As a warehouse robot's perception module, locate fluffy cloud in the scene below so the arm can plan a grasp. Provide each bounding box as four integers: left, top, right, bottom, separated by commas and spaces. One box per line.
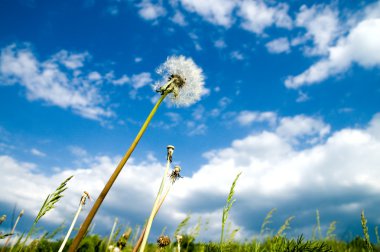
0, 44, 113, 120
275, 115, 330, 145
236, 111, 277, 126
286, 3, 380, 88
265, 37, 291, 54
294, 4, 340, 56
3, 113, 380, 241
137, 0, 166, 21
179, 0, 236, 27
238, 0, 292, 34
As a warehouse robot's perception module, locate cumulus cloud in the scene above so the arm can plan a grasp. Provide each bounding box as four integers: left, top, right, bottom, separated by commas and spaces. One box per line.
0, 44, 113, 120
238, 0, 292, 34
275, 115, 330, 145
286, 3, 380, 88
265, 37, 291, 54
294, 4, 340, 56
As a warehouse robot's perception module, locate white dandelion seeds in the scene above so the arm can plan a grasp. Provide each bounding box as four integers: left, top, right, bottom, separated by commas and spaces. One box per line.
155, 55, 205, 107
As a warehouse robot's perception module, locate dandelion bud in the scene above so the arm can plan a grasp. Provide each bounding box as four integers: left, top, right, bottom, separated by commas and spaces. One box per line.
19, 209, 25, 217
166, 145, 175, 162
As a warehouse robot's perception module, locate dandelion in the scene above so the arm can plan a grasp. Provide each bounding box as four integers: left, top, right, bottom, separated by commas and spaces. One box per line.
155, 55, 205, 107
170, 165, 183, 183
157, 235, 171, 248
69, 56, 204, 251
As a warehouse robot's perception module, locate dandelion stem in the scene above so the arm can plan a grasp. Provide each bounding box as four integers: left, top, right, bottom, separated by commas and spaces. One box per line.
132, 187, 170, 252
69, 93, 168, 252
2, 210, 23, 251
58, 204, 83, 252
139, 156, 171, 252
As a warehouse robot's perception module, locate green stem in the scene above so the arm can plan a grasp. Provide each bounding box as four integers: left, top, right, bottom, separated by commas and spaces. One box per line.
139, 158, 171, 252
68, 93, 168, 252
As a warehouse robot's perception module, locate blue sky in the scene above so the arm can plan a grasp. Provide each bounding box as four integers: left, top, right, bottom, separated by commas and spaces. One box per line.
1, 0, 380, 243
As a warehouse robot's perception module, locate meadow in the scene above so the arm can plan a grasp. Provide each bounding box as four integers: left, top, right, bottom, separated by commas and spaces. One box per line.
1, 172, 379, 252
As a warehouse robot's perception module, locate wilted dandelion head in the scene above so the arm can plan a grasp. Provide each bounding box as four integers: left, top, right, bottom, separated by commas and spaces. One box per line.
0, 215, 6, 225
156, 55, 205, 107
157, 235, 171, 248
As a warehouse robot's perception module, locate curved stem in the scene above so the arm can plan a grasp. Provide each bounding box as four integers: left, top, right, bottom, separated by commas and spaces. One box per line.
139, 158, 171, 252
132, 186, 171, 252
69, 93, 168, 252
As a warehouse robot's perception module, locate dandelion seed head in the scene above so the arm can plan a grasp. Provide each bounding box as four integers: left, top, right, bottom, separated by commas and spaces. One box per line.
156, 55, 205, 107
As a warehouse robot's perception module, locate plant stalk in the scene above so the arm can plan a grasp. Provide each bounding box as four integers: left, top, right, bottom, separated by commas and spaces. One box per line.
68, 93, 168, 252
107, 217, 118, 249
58, 204, 83, 252
139, 158, 171, 252
132, 187, 170, 252
2, 210, 23, 251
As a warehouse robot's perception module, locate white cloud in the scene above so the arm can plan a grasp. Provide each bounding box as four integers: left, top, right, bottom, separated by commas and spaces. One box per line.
186, 121, 207, 136
265, 37, 290, 54
179, 0, 236, 27
285, 17, 380, 88
275, 115, 330, 145
238, 0, 292, 34
137, 0, 166, 21
0, 44, 113, 120
130, 72, 152, 89
171, 11, 187, 26
214, 39, 227, 49
236, 111, 277, 126
295, 4, 340, 56
30, 148, 46, 157
88, 71, 102, 81
2, 114, 380, 240
296, 91, 310, 103
111, 74, 130, 86
68, 146, 88, 157
230, 50, 244, 61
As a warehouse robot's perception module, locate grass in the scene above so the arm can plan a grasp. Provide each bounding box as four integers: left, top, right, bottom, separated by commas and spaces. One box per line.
1, 170, 379, 252
1, 170, 380, 252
